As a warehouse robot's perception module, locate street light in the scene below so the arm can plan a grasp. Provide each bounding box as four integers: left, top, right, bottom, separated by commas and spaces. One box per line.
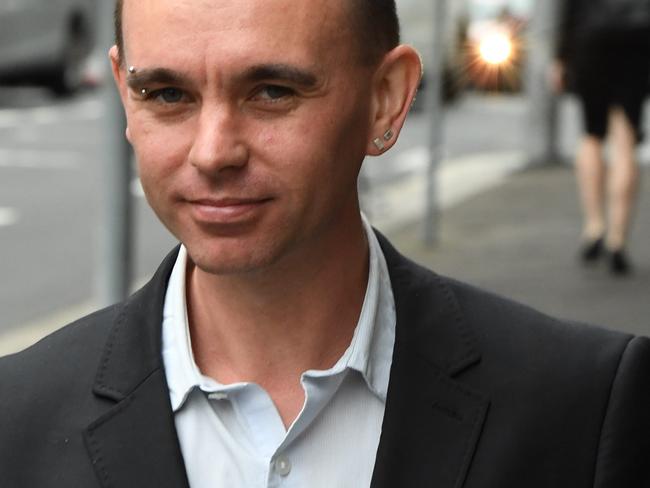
479, 32, 513, 65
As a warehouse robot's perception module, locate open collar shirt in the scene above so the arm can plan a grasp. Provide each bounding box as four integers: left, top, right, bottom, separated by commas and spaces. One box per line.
161, 217, 396, 488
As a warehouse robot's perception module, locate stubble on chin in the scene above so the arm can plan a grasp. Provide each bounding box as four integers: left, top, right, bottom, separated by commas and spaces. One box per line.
183, 232, 292, 278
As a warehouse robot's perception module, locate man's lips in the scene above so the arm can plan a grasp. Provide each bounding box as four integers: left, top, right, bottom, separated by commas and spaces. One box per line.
185, 197, 272, 223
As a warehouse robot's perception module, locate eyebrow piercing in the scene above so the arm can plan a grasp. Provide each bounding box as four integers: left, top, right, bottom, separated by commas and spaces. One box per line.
128, 66, 137, 74
140, 88, 148, 96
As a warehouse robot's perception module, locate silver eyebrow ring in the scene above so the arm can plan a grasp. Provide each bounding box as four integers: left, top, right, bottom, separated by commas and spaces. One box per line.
128, 66, 137, 74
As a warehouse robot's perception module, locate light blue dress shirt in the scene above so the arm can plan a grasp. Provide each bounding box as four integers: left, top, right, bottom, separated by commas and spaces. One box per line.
161, 217, 396, 487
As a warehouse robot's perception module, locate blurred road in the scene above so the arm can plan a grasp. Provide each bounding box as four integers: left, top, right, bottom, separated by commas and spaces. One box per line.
1, 85, 649, 350
0, 87, 176, 335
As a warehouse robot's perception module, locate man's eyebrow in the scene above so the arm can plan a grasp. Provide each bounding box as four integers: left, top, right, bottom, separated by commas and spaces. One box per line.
240, 64, 319, 87
126, 68, 191, 89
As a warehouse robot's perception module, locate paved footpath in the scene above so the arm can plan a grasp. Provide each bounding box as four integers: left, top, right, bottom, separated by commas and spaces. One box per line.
385, 163, 650, 338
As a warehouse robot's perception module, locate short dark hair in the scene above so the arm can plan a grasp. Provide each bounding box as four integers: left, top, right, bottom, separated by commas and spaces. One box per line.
114, 0, 400, 66
351, 0, 401, 64
114, 0, 124, 62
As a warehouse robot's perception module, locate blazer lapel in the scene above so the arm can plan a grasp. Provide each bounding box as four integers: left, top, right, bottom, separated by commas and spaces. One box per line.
83, 247, 190, 488
372, 234, 490, 488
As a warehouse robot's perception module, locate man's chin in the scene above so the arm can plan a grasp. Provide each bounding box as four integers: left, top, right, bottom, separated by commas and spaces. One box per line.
185, 244, 279, 277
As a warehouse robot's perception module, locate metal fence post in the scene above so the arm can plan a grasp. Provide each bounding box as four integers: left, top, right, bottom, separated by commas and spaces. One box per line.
423, 0, 448, 246
525, 0, 562, 165
94, 0, 133, 306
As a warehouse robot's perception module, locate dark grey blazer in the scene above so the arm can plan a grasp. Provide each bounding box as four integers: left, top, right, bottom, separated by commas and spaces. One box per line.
2, 234, 649, 487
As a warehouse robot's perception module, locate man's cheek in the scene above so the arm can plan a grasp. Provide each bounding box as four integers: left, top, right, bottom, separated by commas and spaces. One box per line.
136, 131, 188, 169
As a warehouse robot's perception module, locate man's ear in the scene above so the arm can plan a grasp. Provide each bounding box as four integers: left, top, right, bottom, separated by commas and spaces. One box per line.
108, 45, 132, 143
109, 46, 127, 100
366, 45, 422, 156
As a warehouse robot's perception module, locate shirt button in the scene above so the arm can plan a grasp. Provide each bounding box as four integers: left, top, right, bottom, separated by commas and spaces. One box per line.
207, 392, 228, 401
274, 455, 292, 477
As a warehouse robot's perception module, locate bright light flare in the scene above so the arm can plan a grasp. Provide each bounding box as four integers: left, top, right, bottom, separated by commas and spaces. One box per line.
479, 33, 513, 65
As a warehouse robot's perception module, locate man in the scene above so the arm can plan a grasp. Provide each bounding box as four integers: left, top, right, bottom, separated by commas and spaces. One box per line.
1, 0, 648, 487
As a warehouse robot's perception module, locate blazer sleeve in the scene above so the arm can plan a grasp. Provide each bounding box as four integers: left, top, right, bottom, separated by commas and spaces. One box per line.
593, 336, 650, 487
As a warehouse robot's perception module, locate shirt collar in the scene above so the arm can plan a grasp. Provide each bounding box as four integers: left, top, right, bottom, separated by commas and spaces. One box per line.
161, 245, 204, 412
162, 216, 396, 412
343, 214, 396, 400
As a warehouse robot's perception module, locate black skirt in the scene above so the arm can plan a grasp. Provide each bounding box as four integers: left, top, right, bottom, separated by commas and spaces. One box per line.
570, 27, 650, 142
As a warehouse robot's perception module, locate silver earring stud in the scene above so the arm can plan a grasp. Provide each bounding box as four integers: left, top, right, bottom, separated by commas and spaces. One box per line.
383, 129, 394, 141
128, 66, 137, 74
373, 138, 385, 151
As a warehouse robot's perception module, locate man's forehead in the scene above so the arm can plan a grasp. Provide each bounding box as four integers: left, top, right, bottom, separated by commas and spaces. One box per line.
122, 0, 351, 44
120, 0, 359, 74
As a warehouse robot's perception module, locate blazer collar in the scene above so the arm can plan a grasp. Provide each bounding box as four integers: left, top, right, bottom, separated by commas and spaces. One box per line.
92, 246, 179, 401
85, 246, 189, 488
377, 232, 481, 377
372, 232, 489, 488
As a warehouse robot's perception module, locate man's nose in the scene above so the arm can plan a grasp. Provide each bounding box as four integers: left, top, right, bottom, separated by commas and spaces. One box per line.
188, 107, 249, 175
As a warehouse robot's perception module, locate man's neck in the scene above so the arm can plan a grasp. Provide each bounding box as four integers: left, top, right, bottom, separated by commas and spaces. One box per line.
185, 219, 370, 426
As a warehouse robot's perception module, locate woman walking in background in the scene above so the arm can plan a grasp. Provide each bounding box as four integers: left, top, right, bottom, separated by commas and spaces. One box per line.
553, 0, 650, 275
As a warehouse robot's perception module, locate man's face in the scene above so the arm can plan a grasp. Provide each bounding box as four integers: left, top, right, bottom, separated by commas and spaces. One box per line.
116, 0, 377, 275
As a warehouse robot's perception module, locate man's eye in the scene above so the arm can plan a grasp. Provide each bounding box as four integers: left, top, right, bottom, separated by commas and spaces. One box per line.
255, 85, 295, 102
147, 87, 185, 104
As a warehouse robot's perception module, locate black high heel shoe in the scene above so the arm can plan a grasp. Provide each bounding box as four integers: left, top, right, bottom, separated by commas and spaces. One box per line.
609, 249, 632, 276
580, 237, 603, 263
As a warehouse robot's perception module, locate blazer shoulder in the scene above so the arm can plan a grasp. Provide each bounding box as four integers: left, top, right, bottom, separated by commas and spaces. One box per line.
437, 274, 645, 409
437, 276, 650, 484
0, 304, 119, 397
0, 306, 126, 485
381, 233, 636, 376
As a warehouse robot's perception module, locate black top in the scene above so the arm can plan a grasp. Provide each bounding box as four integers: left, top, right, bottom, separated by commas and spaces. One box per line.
557, 0, 650, 62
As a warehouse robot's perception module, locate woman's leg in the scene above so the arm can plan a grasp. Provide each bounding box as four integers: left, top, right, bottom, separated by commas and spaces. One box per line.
575, 134, 606, 242
606, 107, 639, 251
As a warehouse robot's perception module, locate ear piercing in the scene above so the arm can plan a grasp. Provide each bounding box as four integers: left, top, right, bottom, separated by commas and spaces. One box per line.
373, 129, 394, 152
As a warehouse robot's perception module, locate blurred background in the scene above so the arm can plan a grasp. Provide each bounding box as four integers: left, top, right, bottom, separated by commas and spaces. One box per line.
1, 0, 649, 354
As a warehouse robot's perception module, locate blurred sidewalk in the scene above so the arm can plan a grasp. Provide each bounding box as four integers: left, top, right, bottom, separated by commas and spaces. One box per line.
385, 163, 650, 338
